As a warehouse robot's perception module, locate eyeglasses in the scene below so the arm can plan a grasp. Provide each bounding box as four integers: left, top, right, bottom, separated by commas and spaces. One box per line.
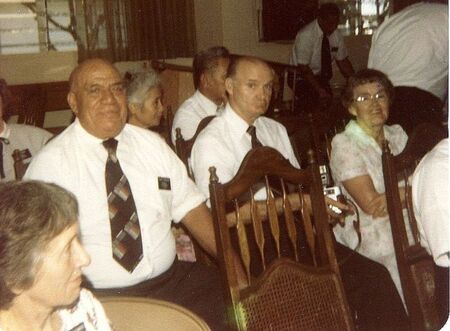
353, 92, 388, 105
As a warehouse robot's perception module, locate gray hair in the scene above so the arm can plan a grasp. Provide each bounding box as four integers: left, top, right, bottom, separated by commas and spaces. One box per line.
0, 180, 79, 309
127, 71, 161, 105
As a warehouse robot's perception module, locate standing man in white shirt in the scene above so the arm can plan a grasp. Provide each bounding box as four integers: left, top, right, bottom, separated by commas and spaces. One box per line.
25, 58, 232, 330
412, 138, 449, 327
192, 56, 409, 331
171, 46, 230, 144
289, 3, 354, 112
367, 1, 448, 134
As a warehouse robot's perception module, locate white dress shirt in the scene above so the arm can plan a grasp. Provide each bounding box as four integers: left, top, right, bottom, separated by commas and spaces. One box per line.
25, 119, 205, 288
368, 2, 448, 100
191, 104, 299, 201
289, 19, 348, 75
0, 122, 52, 181
412, 138, 449, 267
171, 90, 222, 144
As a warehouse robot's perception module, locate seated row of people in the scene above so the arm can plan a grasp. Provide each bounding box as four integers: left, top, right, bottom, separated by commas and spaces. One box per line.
0, 50, 447, 330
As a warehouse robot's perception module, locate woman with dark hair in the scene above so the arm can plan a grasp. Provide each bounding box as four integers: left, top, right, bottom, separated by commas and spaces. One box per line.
330, 69, 410, 301
0, 180, 112, 330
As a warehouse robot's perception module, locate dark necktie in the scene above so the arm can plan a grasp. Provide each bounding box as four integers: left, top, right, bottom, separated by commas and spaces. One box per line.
0, 138, 10, 179
321, 34, 332, 81
247, 125, 263, 148
103, 138, 143, 272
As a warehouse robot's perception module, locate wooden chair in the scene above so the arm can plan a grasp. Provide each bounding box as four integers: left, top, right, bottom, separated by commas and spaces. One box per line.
175, 115, 215, 178
209, 146, 354, 331
99, 296, 211, 331
12, 148, 32, 180
382, 123, 447, 331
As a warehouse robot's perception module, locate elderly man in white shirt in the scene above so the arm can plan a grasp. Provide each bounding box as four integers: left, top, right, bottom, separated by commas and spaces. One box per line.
25, 58, 232, 331
171, 46, 230, 144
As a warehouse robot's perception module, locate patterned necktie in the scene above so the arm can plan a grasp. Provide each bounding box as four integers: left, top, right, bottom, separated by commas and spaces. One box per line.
247, 125, 263, 148
103, 138, 143, 272
321, 34, 332, 81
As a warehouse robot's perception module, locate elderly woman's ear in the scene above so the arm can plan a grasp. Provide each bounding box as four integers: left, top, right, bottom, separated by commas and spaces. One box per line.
128, 103, 140, 116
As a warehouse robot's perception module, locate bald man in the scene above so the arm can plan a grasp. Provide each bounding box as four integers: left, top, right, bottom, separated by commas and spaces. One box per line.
25, 58, 228, 330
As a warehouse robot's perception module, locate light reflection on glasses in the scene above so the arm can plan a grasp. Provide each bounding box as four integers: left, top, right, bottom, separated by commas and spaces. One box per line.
353, 92, 388, 104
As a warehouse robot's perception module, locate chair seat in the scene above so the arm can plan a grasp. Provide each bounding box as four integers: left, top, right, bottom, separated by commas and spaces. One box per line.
99, 296, 211, 331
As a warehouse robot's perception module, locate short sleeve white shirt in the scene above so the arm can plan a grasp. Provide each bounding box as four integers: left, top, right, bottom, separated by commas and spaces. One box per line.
289, 19, 348, 75
412, 138, 449, 267
191, 104, 299, 200
25, 119, 205, 288
171, 90, 222, 144
0, 122, 52, 181
367, 3, 448, 100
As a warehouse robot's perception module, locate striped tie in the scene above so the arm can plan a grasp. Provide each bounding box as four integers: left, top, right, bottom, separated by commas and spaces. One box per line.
103, 138, 143, 272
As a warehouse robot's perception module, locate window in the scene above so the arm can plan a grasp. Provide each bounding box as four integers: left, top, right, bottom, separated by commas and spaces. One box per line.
0, 0, 77, 54
324, 0, 390, 36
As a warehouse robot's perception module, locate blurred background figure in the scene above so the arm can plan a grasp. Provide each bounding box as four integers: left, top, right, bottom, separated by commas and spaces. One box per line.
127, 70, 165, 130
412, 138, 449, 327
330, 69, 409, 301
0, 79, 52, 181
0, 180, 112, 330
368, 1, 448, 134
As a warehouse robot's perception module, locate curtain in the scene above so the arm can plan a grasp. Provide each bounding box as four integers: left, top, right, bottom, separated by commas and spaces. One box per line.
73, 0, 197, 62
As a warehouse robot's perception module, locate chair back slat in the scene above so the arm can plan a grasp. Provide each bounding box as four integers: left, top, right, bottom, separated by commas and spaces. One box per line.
281, 179, 299, 262
382, 123, 446, 331
250, 192, 266, 272
265, 176, 281, 258
234, 199, 252, 284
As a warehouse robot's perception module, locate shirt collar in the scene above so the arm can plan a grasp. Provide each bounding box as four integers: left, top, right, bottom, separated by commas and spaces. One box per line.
73, 118, 124, 147
223, 103, 252, 140
344, 119, 390, 151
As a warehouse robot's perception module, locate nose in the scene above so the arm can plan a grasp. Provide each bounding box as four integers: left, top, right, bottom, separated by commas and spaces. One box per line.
101, 88, 115, 103
74, 239, 91, 268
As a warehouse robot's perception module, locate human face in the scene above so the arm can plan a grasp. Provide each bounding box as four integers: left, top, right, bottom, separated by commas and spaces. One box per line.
129, 86, 164, 128
349, 82, 389, 132
205, 57, 230, 105
19, 223, 90, 309
225, 60, 274, 124
318, 16, 339, 35
68, 60, 127, 139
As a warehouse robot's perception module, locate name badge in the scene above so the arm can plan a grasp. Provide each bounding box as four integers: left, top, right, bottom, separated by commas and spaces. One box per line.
158, 177, 171, 190
331, 47, 338, 52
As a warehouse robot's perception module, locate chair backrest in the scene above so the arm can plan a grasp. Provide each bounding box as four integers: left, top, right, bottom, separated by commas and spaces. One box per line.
175, 115, 215, 178
382, 123, 447, 331
12, 148, 32, 180
209, 146, 354, 331
99, 296, 211, 331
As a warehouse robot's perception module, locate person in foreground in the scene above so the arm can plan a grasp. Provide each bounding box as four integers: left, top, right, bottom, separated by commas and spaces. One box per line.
192, 57, 409, 330
330, 69, 409, 301
127, 70, 165, 130
25, 58, 231, 330
0, 180, 112, 331
412, 138, 449, 327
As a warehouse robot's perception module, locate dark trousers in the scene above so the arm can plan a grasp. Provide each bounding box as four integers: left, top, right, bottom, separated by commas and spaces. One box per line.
88, 260, 228, 331
435, 264, 449, 329
336, 243, 410, 331
388, 86, 444, 135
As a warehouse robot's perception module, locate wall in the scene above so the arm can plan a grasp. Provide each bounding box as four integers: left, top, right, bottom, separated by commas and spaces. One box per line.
0, 2, 371, 88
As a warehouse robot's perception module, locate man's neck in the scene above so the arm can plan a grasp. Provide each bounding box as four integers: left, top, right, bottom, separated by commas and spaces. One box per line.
198, 88, 222, 106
